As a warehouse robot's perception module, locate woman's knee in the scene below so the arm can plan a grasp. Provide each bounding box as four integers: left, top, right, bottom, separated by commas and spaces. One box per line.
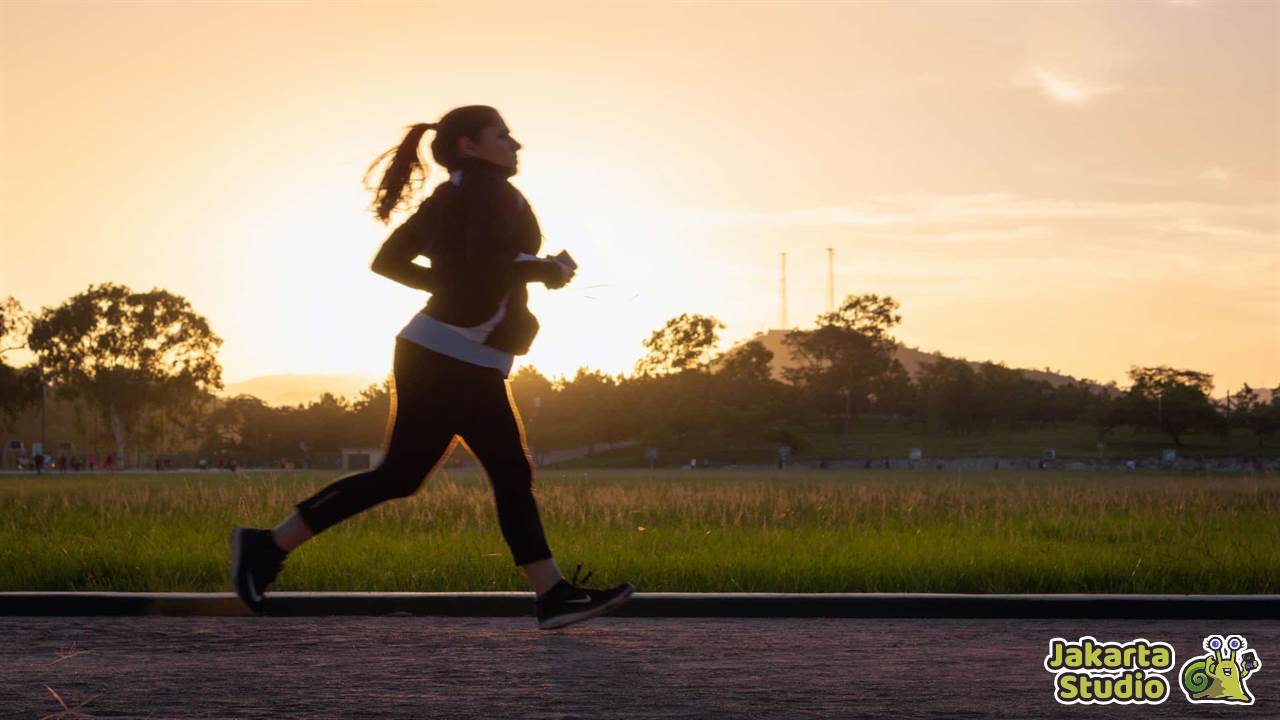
368, 460, 429, 499
488, 457, 534, 494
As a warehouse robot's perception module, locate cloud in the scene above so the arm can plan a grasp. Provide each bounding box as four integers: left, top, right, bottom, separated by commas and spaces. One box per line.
647, 193, 1279, 258
1148, 218, 1271, 246
1014, 67, 1123, 106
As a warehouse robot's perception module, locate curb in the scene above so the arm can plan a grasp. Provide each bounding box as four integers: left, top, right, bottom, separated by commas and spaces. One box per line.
2, 593, 1278, 619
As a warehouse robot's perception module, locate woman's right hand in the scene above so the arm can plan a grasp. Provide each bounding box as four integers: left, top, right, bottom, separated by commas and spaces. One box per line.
544, 258, 575, 289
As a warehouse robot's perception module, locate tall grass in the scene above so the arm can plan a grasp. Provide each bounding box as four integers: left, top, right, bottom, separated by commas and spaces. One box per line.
2, 469, 1276, 593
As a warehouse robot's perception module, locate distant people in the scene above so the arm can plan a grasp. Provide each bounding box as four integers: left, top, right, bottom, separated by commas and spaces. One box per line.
230, 107, 632, 630
33, 453, 44, 475
105, 453, 115, 471
58, 454, 68, 472
87, 453, 96, 471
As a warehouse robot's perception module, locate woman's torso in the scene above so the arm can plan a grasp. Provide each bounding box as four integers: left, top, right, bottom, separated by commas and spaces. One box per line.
395, 158, 545, 374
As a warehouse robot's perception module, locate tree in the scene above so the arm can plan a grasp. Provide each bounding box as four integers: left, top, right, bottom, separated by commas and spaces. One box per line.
1090, 391, 1127, 442
202, 395, 269, 462
347, 377, 394, 447
556, 367, 623, 450
0, 296, 41, 426
0, 296, 32, 358
297, 392, 353, 456
27, 283, 224, 466
1227, 383, 1280, 447
974, 361, 1045, 429
710, 340, 790, 444
913, 355, 983, 432
816, 293, 902, 343
713, 340, 774, 386
1123, 365, 1219, 446
782, 293, 906, 434
869, 359, 916, 417
508, 365, 553, 415
635, 313, 724, 377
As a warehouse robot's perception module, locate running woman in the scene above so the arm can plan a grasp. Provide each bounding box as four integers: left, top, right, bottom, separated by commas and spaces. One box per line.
230, 105, 635, 630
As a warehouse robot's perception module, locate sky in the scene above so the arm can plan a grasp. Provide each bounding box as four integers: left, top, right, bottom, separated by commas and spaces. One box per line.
2, 0, 1277, 394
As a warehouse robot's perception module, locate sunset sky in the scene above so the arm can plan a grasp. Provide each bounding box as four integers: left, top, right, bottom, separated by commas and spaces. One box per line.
2, 0, 1276, 394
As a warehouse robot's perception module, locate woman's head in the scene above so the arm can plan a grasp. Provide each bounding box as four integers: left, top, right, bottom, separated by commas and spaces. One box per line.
364, 105, 523, 223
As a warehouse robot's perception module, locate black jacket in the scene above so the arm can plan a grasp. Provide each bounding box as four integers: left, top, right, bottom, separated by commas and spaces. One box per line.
371, 156, 563, 355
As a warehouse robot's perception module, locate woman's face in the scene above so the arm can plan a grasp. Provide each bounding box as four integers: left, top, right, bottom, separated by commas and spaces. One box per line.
459, 118, 522, 169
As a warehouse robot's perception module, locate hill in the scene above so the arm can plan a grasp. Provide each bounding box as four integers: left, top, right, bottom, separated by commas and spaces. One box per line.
220, 373, 385, 408
737, 329, 1108, 390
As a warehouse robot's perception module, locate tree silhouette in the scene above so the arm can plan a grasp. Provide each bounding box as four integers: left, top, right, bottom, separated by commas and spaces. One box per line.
816, 293, 902, 342
1124, 365, 1218, 446
635, 313, 724, 377
713, 339, 774, 386
0, 296, 41, 426
27, 283, 223, 466
783, 293, 906, 434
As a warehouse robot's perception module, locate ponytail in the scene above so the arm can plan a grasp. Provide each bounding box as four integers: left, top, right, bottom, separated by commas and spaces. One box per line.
362, 105, 502, 225
364, 123, 435, 224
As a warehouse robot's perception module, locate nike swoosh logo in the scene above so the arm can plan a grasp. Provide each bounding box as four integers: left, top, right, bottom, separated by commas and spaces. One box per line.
246, 575, 262, 602
566, 597, 593, 604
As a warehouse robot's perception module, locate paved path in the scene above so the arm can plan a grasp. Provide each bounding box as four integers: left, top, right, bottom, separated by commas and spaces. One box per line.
4, 592, 1277, 619
3, 617, 1277, 719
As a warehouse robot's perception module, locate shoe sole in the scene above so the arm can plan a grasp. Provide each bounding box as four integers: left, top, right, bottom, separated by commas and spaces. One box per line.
537, 584, 636, 630
229, 527, 263, 615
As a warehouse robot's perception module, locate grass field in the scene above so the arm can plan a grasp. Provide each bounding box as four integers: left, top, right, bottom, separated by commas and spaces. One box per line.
2, 469, 1277, 594
562, 422, 1280, 468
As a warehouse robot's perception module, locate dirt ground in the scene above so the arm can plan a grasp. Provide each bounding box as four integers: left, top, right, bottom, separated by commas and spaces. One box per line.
2, 617, 1277, 719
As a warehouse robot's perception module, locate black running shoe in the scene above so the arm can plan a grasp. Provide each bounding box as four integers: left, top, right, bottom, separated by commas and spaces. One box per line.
230, 526, 287, 614
536, 563, 635, 630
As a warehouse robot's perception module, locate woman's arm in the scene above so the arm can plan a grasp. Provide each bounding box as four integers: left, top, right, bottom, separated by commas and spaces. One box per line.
462, 181, 566, 288
371, 203, 438, 291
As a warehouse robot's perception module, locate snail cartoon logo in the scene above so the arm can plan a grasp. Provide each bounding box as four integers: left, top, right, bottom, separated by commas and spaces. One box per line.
1179, 634, 1262, 705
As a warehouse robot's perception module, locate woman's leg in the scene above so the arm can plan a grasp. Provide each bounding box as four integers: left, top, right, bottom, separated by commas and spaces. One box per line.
287, 341, 464, 544
459, 370, 563, 595
520, 557, 565, 597
270, 512, 314, 553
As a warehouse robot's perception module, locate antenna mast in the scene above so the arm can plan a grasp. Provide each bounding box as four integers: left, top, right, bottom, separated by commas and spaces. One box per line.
779, 252, 788, 329
826, 247, 834, 314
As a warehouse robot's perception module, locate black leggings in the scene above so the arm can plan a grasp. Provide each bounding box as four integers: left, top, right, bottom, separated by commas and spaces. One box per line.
294, 339, 552, 566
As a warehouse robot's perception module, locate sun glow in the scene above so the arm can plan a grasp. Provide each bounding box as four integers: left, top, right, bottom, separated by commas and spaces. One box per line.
2, 1, 1276, 392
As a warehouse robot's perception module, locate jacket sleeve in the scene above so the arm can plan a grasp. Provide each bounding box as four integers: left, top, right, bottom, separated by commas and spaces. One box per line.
370, 200, 439, 292
462, 181, 563, 287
